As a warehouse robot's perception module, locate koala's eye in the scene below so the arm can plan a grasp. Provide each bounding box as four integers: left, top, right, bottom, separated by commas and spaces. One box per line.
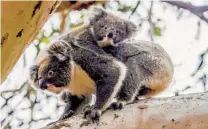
95, 17, 99, 22
48, 70, 55, 78
99, 22, 105, 27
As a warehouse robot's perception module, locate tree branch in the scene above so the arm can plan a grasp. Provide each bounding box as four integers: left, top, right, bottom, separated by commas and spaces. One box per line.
162, 1, 208, 24
42, 92, 208, 129
129, 1, 141, 18
1, 1, 61, 83
55, 1, 106, 12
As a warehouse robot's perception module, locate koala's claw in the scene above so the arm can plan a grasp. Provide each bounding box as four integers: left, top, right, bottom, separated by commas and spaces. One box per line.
60, 110, 74, 120
84, 108, 101, 122
110, 101, 125, 110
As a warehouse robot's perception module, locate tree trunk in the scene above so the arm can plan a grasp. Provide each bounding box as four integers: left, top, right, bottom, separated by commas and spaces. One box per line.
1, 1, 60, 83
43, 92, 208, 129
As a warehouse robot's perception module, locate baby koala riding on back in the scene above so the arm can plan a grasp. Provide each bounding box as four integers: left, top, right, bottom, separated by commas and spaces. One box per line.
68, 6, 138, 51
88, 7, 138, 48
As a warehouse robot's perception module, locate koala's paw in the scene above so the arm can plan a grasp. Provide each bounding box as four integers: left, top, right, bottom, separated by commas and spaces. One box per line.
84, 107, 101, 122
110, 101, 126, 110
59, 110, 75, 120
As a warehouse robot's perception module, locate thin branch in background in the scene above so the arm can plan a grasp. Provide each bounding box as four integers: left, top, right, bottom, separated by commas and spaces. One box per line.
1, 82, 29, 128
0, 81, 27, 95
192, 48, 208, 77
198, 74, 207, 91
174, 85, 192, 96
148, 1, 154, 41
176, 9, 183, 20
129, 1, 140, 18
181, 85, 192, 92
23, 54, 27, 67
60, 10, 69, 33
195, 20, 201, 40
162, 1, 208, 24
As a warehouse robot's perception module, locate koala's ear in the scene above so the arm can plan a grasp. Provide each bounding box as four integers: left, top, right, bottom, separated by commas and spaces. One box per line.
88, 6, 107, 24
48, 40, 72, 61
29, 65, 39, 82
125, 20, 138, 35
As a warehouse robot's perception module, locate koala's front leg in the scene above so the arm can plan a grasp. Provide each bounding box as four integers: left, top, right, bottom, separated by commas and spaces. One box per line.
84, 61, 127, 122
59, 91, 92, 120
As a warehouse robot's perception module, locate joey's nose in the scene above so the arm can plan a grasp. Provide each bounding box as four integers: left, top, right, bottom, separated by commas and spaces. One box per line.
39, 78, 47, 90
97, 36, 103, 41
107, 32, 113, 38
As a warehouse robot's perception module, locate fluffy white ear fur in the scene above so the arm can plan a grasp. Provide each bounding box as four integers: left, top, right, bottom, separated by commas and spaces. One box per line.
89, 6, 105, 14
48, 40, 72, 61
87, 6, 106, 22
56, 53, 67, 61
125, 20, 138, 35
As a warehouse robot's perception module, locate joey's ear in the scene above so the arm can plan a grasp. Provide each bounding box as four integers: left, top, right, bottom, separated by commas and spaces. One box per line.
88, 6, 107, 24
48, 40, 72, 61
125, 20, 138, 35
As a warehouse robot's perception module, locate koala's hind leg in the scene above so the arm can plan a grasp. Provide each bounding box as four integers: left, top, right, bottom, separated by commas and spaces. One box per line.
60, 92, 92, 120
111, 59, 143, 110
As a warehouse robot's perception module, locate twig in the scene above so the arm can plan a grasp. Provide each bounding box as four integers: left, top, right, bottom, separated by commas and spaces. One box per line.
148, 1, 154, 41
162, 1, 208, 24
192, 48, 208, 76
129, 1, 141, 18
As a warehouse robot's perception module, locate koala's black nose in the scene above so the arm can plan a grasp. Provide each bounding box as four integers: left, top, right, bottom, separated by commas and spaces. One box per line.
39, 78, 47, 90
97, 36, 103, 41
107, 32, 113, 38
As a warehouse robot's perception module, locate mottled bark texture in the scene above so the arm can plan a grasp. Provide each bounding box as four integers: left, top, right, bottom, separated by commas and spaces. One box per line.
43, 92, 208, 129
1, 1, 61, 83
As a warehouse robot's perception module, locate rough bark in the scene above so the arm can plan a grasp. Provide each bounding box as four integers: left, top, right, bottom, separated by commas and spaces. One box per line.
0, 1, 106, 83
1, 1, 61, 83
55, 1, 106, 12
42, 92, 208, 129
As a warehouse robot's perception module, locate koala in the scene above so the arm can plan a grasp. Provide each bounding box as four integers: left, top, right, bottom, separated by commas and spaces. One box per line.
64, 6, 138, 53
29, 6, 173, 122
64, 6, 174, 109
102, 40, 174, 109
87, 7, 138, 48
29, 39, 127, 121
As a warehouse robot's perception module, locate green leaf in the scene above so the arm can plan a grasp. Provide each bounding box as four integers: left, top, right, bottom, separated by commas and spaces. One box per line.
80, 13, 85, 19
154, 27, 161, 36
40, 37, 49, 44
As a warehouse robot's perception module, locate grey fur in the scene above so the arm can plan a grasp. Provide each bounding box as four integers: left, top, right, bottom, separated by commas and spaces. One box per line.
88, 6, 138, 45
29, 39, 127, 121
29, 6, 173, 121
103, 40, 173, 106
85, 7, 173, 106
59, 7, 173, 117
